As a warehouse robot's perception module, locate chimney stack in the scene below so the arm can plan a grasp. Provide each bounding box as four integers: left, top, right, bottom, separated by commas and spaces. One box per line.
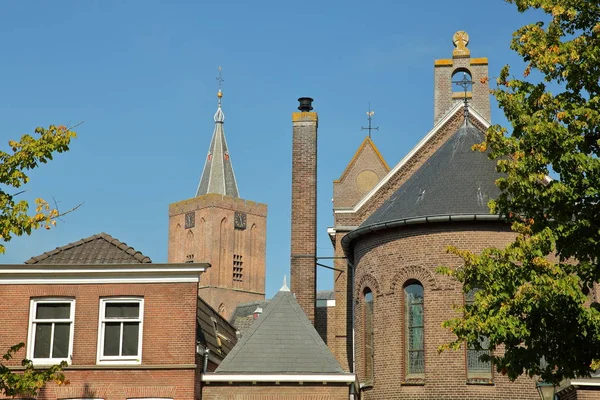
290, 97, 318, 324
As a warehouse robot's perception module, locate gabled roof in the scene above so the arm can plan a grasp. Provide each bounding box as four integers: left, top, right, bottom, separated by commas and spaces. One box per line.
334, 136, 389, 183
215, 288, 344, 374
196, 98, 240, 198
24, 232, 151, 264
359, 120, 500, 228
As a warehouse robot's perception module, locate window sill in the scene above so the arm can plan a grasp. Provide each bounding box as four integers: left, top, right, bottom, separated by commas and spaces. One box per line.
96, 359, 141, 366
401, 378, 425, 386
466, 378, 494, 385
30, 358, 71, 367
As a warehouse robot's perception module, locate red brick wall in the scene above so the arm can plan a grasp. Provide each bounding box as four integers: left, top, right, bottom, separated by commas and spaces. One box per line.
290, 112, 318, 324
202, 383, 350, 399
0, 282, 199, 400
351, 222, 540, 399
168, 194, 267, 319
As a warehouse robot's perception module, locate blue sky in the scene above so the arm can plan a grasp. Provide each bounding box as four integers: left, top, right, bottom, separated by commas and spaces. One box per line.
1, 1, 539, 298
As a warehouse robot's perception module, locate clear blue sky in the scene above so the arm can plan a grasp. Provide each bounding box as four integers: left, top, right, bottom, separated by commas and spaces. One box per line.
1, 1, 539, 298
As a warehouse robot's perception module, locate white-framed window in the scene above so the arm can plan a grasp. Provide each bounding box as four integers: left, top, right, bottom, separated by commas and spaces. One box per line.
97, 297, 143, 364
27, 298, 75, 365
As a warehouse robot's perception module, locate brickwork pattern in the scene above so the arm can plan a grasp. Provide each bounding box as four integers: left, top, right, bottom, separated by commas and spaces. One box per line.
351, 222, 540, 399
290, 113, 318, 324
0, 282, 199, 400
202, 384, 350, 399
199, 287, 264, 321
168, 193, 267, 319
333, 137, 389, 209
315, 305, 336, 346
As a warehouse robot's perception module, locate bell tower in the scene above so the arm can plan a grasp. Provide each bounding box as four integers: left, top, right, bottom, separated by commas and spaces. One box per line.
168, 69, 267, 319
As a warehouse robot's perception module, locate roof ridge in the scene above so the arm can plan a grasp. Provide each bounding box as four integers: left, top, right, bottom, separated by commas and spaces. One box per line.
334, 136, 389, 184
24, 232, 152, 264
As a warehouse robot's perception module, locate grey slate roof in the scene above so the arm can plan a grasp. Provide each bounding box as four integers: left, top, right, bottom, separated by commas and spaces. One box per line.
215, 288, 344, 374
196, 102, 240, 198
360, 121, 501, 229
197, 297, 237, 360
24, 232, 151, 264
229, 299, 270, 336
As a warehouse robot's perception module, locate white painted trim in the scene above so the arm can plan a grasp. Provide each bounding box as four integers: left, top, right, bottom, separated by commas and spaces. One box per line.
97, 297, 144, 365
334, 104, 491, 215
201, 373, 356, 383
27, 298, 75, 366
569, 380, 600, 387
0, 263, 207, 285
316, 299, 336, 308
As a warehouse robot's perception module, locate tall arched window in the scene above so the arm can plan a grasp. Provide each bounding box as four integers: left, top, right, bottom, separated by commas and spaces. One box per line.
363, 288, 374, 384
404, 281, 424, 377
465, 288, 492, 380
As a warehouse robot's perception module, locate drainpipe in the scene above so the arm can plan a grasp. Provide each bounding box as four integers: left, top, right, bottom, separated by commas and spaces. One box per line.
203, 348, 209, 373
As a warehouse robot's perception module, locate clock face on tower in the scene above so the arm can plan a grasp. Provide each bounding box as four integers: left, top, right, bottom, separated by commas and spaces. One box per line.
234, 211, 247, 230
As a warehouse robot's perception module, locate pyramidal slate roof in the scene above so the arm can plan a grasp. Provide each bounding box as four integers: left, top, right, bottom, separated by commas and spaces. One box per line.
215, 286, 344, 374
360, 120, 501, 229
196, 94, 240, 198
24, 232, 152, 264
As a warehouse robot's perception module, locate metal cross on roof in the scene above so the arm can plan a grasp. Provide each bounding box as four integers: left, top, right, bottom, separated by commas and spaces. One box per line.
361, 103, 379, 139
452, 72, 474, 121
216, 66, 224, 106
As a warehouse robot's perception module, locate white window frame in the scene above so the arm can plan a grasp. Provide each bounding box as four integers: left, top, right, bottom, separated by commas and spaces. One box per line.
27, 298, 75, 365
97, 297, 144, 365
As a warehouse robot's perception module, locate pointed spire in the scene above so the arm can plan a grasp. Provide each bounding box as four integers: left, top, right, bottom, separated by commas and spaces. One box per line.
196, 67, 240, 198
280, 275, 290, 292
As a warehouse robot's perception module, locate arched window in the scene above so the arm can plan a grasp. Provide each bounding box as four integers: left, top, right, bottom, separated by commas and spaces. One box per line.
404, 282, 424, 377
465, 288, 492, 380
451, 68, 473, 99
363, 288, 374, 384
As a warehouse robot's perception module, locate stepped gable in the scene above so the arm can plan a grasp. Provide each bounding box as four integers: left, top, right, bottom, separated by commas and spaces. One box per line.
24, 232, 151, 264
215, 285, 344, 374
360, 120, 501, 229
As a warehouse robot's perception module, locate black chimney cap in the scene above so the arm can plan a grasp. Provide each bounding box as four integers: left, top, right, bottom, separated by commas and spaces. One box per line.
297, 97, 314, 112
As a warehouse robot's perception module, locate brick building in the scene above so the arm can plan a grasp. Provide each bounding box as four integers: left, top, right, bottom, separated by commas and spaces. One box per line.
168, 88, 267, 321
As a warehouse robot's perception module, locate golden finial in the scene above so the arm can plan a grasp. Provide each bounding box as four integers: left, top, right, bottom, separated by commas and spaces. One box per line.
452, 31, 470, 58
216, 66, 224, 103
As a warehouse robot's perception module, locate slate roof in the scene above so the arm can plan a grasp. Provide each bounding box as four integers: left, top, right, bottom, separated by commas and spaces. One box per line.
360, 121, 501, 229
196, 98, 240, 198
215, 287, 344, 374
317, 290, 335, 300
229, 299, 270, 335
24, 232, 151, 264
197, 297, 237, 360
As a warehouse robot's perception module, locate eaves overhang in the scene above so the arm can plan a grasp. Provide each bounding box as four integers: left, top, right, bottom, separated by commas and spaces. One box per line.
201, 373, 356, 383
341, 213, 502, 255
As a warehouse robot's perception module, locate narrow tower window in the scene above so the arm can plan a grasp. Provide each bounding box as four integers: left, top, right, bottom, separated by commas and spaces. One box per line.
233, 254, 243, 282
364, 288, 374, 384
404, 282, 424, 377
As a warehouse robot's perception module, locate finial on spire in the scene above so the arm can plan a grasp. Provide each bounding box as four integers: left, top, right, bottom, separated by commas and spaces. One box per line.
452, 72, 474, 123
216, 66, 224, 106
361, 102, 379, 139
280, 275, 290, 292
452, 30, 470, 58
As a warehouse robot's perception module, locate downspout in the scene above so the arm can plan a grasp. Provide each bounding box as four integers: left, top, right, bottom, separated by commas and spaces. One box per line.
202, 348, 209, 373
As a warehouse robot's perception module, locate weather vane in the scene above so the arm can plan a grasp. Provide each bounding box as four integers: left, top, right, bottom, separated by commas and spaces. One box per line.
216, 66, 224, 105
361, 102, 379, 139
452, 72, 473, 121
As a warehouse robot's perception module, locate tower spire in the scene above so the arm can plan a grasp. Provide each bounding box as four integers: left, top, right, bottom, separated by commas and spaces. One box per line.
196, 67, 240, 198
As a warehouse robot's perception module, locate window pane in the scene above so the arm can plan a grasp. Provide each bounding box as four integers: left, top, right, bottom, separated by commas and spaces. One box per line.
36, 303, 70, 319
364, 290, 374, 382
103, 322, 121, 356
405, 283, 424, 376
122, 323, 139, 356
409, 350, 425, 374
33, 323, 51, 358
409, 327, 424, 350
106, 303, 139, 318
52, 323, 70, 358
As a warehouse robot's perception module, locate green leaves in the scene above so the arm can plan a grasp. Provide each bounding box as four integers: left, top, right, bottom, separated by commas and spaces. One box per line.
440, 0, 600, 384
0, 343, 68, 398
0, 125, 76, 254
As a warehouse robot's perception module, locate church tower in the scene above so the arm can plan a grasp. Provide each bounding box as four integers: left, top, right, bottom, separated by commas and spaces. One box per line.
168, 77, 267, 320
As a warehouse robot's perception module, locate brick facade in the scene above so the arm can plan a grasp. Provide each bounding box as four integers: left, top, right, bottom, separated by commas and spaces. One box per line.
202, 384, 350, 399
290, 110, 318, 324
0, 281, 200, 400
168, 193, 267, 320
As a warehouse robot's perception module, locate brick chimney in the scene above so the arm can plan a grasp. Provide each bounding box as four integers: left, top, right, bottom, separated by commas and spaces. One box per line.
290, 97, 318, 324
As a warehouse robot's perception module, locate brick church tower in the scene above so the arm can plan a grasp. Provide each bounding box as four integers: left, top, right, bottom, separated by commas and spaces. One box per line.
168, 84, 267, 320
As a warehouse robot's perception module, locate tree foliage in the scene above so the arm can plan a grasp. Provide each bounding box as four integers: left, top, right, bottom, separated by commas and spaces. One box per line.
0, 343, 68, 398
0, 124, 76, 396
439, 0, 600, 384
0, 124, 77, 254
